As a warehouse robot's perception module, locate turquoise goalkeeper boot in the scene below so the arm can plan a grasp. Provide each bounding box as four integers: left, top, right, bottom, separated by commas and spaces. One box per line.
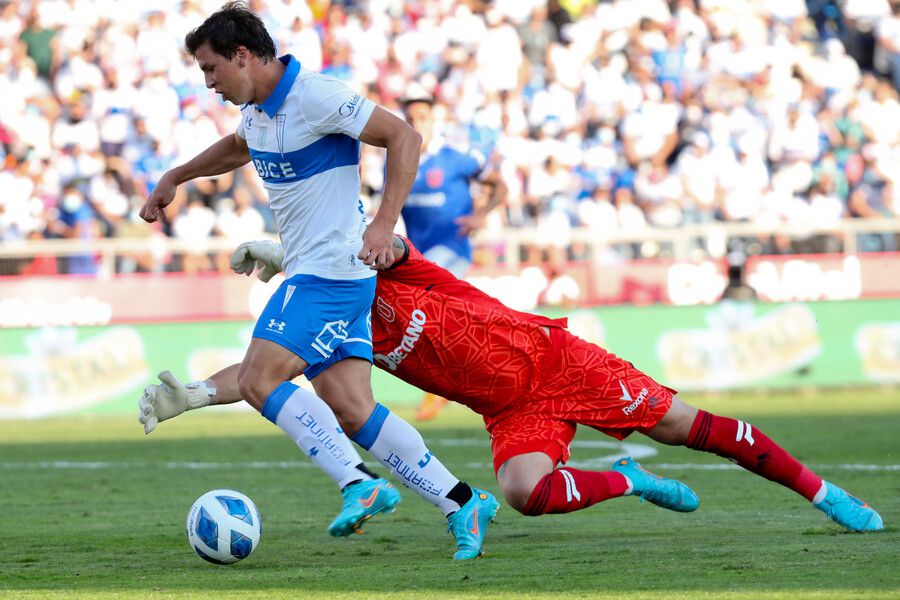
612, 457, 699, 513
328, 478, 401, 537
813, 481, 883, 532
447, 488, 500, 560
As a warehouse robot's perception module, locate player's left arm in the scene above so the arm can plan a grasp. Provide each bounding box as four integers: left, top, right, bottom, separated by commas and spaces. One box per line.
479, 169, 508, 215
456, 153, 507, 235
383, 236, 524, 315
380, 235, 457, 287
456, 170, 507, 235
358, 107, 422, 269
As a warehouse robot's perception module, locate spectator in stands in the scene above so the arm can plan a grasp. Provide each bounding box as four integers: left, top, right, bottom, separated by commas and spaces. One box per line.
1, 0, 899, 276
18, 6, 55, 78
48, 184, 100, 274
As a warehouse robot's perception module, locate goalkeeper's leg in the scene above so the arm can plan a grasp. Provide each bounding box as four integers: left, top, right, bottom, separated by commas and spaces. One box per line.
498, 451, 696, 516
647, 397, 883, 532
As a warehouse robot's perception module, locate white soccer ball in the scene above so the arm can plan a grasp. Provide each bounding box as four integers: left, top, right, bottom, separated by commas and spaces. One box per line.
186, 489, 262, 564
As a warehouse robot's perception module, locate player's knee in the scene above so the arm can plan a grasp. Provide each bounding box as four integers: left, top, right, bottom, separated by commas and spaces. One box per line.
328, 403, 367, 436
237, 372, 269, 412
648, 396, 697, 446
320, 393, 379, 436
497, 453, 554, 514
498, 476, 540, 515
503, 486, 534, 515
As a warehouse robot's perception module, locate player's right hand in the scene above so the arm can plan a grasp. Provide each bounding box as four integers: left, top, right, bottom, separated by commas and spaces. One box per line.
230, 240, 284, 282
138, 371, 189, 435
139, 174, 176, 223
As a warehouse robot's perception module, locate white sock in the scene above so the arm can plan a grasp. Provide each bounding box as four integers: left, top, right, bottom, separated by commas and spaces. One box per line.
262, 382, 370, 489
352, 403, 462, 515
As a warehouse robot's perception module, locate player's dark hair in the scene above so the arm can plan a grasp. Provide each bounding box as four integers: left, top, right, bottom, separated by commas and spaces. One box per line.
185, 1, 276, 62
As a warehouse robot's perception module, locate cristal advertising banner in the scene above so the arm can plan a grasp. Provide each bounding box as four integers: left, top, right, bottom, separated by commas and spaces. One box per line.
1, 299, 897, 418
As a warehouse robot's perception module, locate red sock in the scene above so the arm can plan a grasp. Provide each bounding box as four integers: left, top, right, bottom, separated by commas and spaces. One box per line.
523, 468, 629, 516
687, 410, 823, 501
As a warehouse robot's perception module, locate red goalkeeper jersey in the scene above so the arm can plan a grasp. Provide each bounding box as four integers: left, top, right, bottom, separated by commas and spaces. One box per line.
372, 239, 566, 417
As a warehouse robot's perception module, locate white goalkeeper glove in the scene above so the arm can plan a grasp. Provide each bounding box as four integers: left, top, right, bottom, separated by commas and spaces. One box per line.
138, 371, 213, 435
230, 240, 284, 283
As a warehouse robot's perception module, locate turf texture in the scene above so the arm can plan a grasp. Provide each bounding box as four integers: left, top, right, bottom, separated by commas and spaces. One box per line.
1, 389, 897, 599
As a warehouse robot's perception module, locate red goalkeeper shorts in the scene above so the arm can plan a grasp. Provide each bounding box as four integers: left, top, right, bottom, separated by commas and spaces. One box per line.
485, 327, 674, 474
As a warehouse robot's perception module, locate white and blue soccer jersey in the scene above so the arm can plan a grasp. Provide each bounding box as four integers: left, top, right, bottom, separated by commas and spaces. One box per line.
236, 54, 375, 281
401, 135, 486, 265
243, 55, 377, 377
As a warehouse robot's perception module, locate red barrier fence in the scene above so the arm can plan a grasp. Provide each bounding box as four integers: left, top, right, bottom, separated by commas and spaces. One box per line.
2, 253, 899, 327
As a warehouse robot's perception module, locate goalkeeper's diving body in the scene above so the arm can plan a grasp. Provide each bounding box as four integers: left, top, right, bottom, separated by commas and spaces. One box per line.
143, 236, 883, 534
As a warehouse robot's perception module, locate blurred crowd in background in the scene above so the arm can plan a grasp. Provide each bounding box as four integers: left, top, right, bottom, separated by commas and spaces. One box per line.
3, 0, 900, 275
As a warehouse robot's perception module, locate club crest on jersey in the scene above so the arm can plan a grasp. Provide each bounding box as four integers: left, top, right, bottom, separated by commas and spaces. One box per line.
426, 168, 444, 188
374, 309, 426, 371
375, 297, 396, 323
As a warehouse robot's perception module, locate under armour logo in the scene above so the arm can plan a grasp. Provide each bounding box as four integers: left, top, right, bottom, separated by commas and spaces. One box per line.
268, 319, 286, 332
735, 420, 755, 446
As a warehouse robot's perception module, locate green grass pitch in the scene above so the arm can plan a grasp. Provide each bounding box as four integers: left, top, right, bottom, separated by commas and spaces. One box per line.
1, 389, 898, 600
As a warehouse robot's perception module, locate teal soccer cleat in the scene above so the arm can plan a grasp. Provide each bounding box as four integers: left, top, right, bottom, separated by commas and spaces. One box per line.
328, 478, 401, 537
612, 457, 699, 513
814, 481, 883, 532
447, 488, 500, 560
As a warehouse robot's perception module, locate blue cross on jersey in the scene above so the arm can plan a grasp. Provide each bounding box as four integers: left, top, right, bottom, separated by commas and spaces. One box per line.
401, 137, 486, 262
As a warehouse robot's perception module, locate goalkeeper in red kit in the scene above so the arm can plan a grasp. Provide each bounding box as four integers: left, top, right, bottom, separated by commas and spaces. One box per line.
141, 236, 883, 534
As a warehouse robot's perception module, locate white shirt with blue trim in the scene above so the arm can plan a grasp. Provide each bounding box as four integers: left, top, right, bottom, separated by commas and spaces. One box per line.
237, 55, 376, 280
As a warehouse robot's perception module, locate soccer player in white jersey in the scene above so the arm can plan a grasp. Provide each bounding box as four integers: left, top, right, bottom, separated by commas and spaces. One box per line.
138, 2, 496, 560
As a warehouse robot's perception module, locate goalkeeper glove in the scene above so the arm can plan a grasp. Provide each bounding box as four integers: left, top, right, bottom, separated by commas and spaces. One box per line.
138, 371, 213, 435
230, 240, 284, 282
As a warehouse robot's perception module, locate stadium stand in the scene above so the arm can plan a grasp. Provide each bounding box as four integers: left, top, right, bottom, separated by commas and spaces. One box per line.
2, 0, 900, 276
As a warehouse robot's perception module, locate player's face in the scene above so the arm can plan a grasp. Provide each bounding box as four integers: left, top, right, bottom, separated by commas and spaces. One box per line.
404, 101, 434, 147
194, 42, 254, 105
